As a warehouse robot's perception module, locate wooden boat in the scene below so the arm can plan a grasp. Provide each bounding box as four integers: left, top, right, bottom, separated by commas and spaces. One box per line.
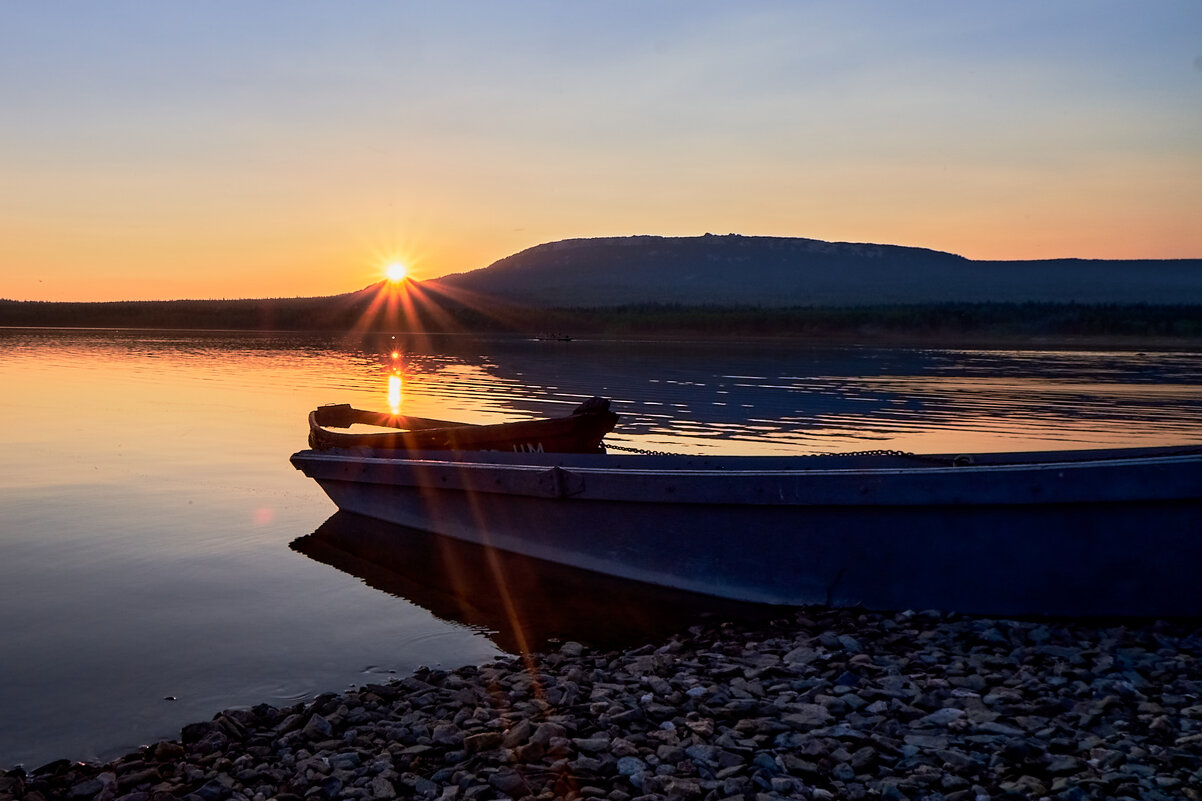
291, 420, 1202, 617
306, 397, 617, 454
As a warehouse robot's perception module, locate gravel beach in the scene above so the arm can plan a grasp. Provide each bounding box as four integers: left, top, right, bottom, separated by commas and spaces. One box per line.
3, 607, 1200, 801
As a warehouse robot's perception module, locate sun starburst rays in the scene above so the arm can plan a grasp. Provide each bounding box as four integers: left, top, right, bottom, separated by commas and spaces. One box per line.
344, 272, 534, 345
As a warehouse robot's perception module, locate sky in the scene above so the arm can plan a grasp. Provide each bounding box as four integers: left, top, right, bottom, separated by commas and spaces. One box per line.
2, 1, 1200, 302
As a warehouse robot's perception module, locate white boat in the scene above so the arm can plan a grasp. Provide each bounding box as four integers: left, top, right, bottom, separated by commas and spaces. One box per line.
290, 440, 1202, 617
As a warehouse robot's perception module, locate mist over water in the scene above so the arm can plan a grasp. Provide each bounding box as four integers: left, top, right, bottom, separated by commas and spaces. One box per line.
2, 328, 1200, 768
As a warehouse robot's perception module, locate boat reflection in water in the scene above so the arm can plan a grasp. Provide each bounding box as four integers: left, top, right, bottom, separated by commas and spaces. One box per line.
291, 512, 780, 655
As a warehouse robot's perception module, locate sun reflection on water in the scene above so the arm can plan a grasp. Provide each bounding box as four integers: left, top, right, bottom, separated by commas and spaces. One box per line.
387, 373, 403, 415
385, 337, 405, 415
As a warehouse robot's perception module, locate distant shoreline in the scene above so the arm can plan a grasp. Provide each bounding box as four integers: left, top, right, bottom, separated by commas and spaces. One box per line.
3, 295, 1202, 350
3, 323, 1200, 352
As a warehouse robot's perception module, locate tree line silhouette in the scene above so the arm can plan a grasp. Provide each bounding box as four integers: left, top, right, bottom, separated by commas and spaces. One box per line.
2, 295, 1200, 343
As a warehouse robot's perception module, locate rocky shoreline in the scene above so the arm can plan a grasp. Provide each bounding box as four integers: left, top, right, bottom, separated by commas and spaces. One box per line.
2, 607, 1200, 801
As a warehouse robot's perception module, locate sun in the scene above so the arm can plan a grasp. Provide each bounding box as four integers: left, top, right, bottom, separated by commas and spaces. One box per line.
385, 262, 408, 283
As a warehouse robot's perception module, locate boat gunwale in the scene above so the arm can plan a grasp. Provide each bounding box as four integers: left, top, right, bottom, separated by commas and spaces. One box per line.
292, 445, 1202, 478
290, 445, 1202, 507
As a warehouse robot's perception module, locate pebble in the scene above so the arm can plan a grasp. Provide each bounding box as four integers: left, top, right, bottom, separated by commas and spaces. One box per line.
3, 608, 1201, 801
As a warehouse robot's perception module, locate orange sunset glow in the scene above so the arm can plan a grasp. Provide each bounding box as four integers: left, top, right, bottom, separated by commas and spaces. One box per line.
1, 4, 1199, 302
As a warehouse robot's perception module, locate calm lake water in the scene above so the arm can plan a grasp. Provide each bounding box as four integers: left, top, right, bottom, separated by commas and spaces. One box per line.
2, 327, 1201, 768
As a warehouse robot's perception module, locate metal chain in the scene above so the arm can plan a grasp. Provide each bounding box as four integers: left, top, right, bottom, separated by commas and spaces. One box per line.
603, 442, 679, 456
604, 441, 927, 460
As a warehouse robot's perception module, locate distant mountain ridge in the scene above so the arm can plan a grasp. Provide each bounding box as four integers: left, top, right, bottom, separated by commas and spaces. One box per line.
5, 233, 1202, 341
430, 234, 1202, 307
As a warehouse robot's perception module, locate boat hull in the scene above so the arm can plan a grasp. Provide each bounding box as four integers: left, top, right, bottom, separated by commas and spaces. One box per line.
290, 448, 1202, 617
